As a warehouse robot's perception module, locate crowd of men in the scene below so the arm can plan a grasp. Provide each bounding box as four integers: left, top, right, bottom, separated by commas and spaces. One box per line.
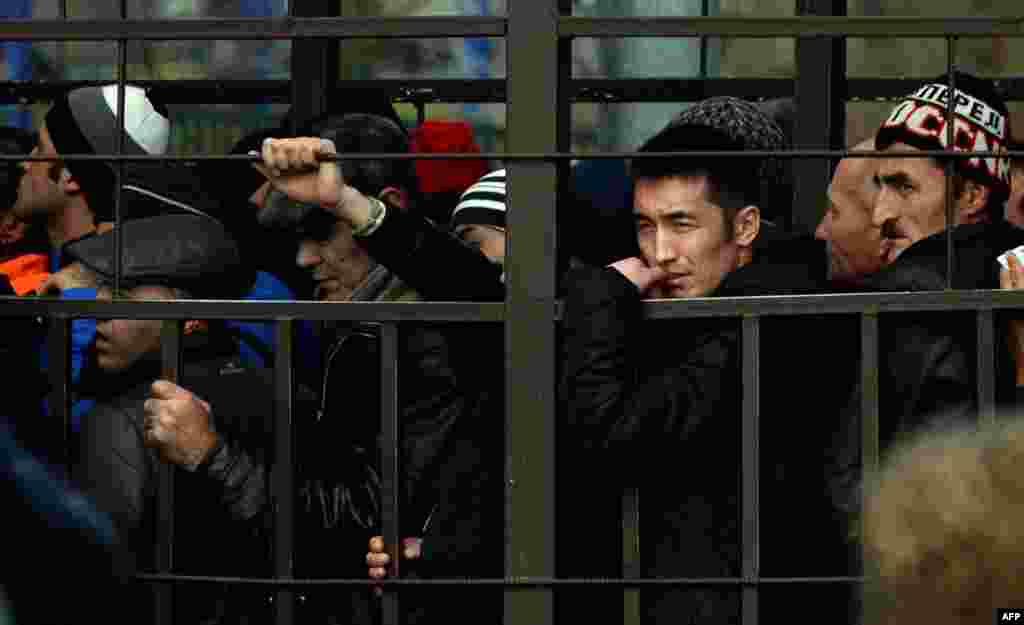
1, 69, 1024, 624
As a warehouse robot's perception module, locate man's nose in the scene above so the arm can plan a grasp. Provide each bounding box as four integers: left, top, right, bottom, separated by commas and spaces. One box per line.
295, 240, 321, 268
654, 229, 677, 266
872, 191, 895, 229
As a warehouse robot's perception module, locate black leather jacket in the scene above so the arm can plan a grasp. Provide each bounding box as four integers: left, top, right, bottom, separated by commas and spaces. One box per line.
827, 221, 1024, 528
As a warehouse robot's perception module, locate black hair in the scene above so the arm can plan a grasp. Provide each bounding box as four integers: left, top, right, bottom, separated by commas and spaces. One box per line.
927, 71, 1010, 218
0, 127, 35, 209
317, 113, 418, 201
631, 123, 762, 233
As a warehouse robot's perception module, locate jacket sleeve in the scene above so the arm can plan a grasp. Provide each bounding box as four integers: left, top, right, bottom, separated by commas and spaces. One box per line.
199, 436, 267, 522
359, 208, 505, 302
826, 320, 974, 531
397, 326, 473, 536
561, 265, 739, 481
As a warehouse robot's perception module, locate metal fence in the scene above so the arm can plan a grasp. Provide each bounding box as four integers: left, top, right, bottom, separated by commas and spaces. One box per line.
2, 2, 1024, 625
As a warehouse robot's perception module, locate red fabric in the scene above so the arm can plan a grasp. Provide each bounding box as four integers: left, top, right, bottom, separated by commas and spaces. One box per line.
411, 120, 488, 195
0, 253, 49, 295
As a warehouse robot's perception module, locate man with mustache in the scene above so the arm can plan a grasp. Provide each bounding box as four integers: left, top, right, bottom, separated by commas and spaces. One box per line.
827, 71, 1024, 624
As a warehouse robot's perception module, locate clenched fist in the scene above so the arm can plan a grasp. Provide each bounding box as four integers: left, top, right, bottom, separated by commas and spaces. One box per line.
142, 380, 218, 471
252, 137, 377, 231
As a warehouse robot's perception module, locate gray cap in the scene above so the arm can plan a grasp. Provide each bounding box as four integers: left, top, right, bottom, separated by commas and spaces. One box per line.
65, 214, 247, 299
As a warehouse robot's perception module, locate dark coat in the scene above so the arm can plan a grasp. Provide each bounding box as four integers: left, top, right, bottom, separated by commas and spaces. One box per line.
74, 328, 275, 624
828, 220, 1024, 528
560, 232, 845, 624
345, 210, 506, 624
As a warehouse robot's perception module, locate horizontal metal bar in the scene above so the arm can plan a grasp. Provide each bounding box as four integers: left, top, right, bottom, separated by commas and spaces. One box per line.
3, 149, 1023, 163
0, 79, 509, 105
0, 17, 506, 41
0, 298, 505, 322
574, 77, 1024, 103
560, 16, 1024, 38
4, 78, 1024, 105
1, 16, 1019, 40
637, 289, 1024, 319
136, 574, 867, 587
11, 289, 1024, 322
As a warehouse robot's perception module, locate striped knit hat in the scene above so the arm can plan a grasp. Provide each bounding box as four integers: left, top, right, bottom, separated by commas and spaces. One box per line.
451, 169, 506, 231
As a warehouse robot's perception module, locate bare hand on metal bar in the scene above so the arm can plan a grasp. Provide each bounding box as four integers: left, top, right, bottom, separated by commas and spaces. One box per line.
143, 380, 219, 472
367, 535, 422, 597
251, 137, 377, 232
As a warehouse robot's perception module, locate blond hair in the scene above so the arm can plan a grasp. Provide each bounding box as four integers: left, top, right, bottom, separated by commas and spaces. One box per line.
863, 419, 1024, 624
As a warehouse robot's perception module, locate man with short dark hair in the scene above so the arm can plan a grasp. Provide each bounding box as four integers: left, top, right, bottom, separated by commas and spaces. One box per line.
0, 126, 48, 295
144, 113, 493, 624
560, 97, 841, 624
13, 84, 170, 261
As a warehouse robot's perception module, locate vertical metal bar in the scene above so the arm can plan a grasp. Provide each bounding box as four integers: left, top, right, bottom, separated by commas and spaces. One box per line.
380, 322, 401, 625
289, 0, 337, 131
860, 314, 879, 482
46, 316, 70, 474
741, 316, 760, 625
415, 102, 426, 128
792, 0, 846, 235
113, 0, 127, 294
622, 487, 640, 625
699, 0, 710, 79
944, 37, 957, 290
977, 310, 996, 426
272, 320, 295, 625
57, 0, 68, 78
860, 312, 879, 623
506, 0, 559, 623
155, 320, 182, 625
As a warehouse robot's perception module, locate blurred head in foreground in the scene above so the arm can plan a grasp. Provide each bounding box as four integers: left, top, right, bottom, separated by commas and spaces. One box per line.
863, 417, 1024, 624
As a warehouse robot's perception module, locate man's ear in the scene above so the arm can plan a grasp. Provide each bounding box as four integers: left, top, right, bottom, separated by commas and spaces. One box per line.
733, 205, 761, 247
958, 179, 990, 225
378, 186, 408, 211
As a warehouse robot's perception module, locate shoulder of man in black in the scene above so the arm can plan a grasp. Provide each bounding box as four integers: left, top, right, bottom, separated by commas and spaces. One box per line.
866, 220, 1024, 292
714, 225, 830, 297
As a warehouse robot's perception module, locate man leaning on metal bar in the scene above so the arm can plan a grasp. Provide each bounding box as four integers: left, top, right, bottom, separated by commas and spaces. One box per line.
142, 113, 504, 624
826, 70, 1024, 623
559, 97, 849, 624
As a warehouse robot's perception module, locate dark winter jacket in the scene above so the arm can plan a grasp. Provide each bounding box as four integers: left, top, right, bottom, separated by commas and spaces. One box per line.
828, 220, 1024, 529
561, 231, 844, 624
354, 207, 506, 623
74, 327, 275, 624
